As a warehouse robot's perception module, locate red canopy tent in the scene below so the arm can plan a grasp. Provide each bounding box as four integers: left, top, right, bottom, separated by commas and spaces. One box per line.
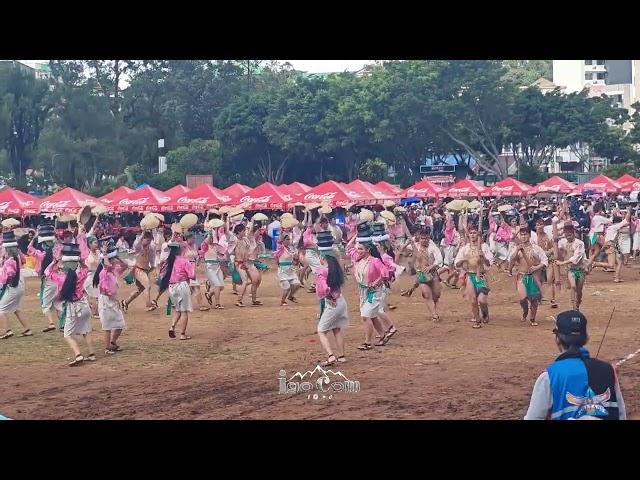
442, 179, 487, 198
222, 183, 251, 198
164, 184, 190, 197
486, 177, 533, 197
534, 176, 576, 194
362, 181, 403, 200
403, 179, 444, 198
114, 185, 171, 212
616, 174, 640, 192
226, 182, 292, 210
162, 183, 233, 211
287, 182, 311, 194
578, 175, 622, 194
346, 180, 391, 203
301, 180, 365, 207
375, 181, 403, 194
98, 186, 134, 207
0, 186, 40, 215
38, 187, 98, 213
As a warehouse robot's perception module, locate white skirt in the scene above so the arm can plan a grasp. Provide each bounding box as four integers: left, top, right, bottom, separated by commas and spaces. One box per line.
633, 232, 640, 251
618, 232, 631, 255
63, 297, 92, 338
204, 261, 225, 288
305, 250, 322, 275
169, 281, 193, 312
493, 241, 510, 261
442, 244, 458, 267
0, 278, 25, 314
358, 286, 384, 318
39, 277, 61, 314
98, 294, 126, 331
277, 264, 300, 290
84, 272, 99, 299
317, 296, 349, 332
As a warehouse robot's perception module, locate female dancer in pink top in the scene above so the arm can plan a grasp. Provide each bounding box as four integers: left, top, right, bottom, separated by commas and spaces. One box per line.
93, 243, 130, 354
273, 232, 301, 306
346, 231, 389, 351
27, 223, 60, 333
200, 226, 226, 309
158, 240, 196, 340
0, 231, 30, 339
184, 232, 209, 312
46, 243, 95, 366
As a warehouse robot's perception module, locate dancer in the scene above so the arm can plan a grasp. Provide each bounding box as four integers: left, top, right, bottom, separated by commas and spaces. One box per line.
200, 222, 226, 309
183, 231, 209, 312
376, 239, 400, 342
406, 225, 444, 322
301, 209, 324, 293
46, 243, 95, 366
233, 223, 263, 307
93, 242, 129, 354
158, 239, 195, 340
455, 223, 493, 329
439, 212, 461, 288
533, 217, 560, 308
591, 207, 631, 283
273, 232, 301, 306
492, 212, 514, 274
27, 222, 60, 332
587, 202, 611, 262
508, 227, 548, 326
122, 231, 156, 312
555, 223, 588, 311
347, 223, 389, 351
78, 225, 100, 318
0, 230, 30, 339
315, 248, 348, 366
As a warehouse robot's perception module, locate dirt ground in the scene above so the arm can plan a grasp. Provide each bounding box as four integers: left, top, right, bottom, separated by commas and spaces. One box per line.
1, 259, 639, 420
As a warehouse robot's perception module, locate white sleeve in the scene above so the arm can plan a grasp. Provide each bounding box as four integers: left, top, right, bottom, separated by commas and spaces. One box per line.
431, 243, 444, 267
482, 243, 494, 265
524, 372, 552, 420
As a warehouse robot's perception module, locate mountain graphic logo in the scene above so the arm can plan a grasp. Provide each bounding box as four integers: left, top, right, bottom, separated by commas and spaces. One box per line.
278, 366, 360, 395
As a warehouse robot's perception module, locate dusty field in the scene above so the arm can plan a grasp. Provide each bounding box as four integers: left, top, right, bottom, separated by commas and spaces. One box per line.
1, 259, 639, 420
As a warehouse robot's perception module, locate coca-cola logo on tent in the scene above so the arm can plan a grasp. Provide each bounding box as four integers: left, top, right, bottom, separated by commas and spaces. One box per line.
492, 186, 514, 192
240, 195, 272, 204
304, 192, 337, 201
177, 196, 207, 204
0, 201, 10, 212
101, 199, 113, 204
119, 198, 149, 206
40, 200, 71, 210
538, 185, 561, 192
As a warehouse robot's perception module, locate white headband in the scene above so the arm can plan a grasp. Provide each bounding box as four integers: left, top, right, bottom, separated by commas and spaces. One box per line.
317, 245, 334, 251
2, 242, 18, 248
61, 255, 80, 262
38, 236, 55, 243
356, 236, 372, 243
372, 234, 390, 243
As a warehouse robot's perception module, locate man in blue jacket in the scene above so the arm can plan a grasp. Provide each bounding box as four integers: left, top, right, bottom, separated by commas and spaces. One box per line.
524, 310, 626, 420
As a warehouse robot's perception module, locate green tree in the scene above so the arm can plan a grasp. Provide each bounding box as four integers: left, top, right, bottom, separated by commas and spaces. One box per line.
359, 158, 388, 182
502, 60, 552, 86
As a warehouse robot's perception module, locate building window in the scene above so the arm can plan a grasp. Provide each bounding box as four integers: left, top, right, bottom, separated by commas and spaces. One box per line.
585, 73, 593, 80
597, 72, 606, 80
585, 60, 593, 65
596, 60, 605, 65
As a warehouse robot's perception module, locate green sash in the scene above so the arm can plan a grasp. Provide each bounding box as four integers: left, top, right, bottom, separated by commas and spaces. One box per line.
0, 284, 6, 302
278, 261, 293, 267
58, 302, 68, 329
468, 272, 487, 291
417, 271, 432, 284
570, 268, 585, 281
358, 283, 375, 303
39, 277, 45, 306
124, 271, 135, 285
522, 273, 541, 299
166, 298, 173, 316
253, 260, 269, 271
320, 298, 326, 317
205, 259, 219, 264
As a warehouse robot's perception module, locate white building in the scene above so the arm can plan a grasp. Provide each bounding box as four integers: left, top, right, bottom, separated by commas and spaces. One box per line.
552, 60, 640, 110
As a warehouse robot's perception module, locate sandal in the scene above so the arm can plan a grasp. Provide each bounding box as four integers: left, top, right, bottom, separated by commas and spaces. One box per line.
69, 354, 84, 367
121, 300, 129, 313
169, 325, 176, 338
145, 300, 159, 312
320, 354, 337, 367
357, 343, 373, 351
42, 324, 56, 333
280, 301, 288, 307
432, 313, 440, 323
0, 330, 14, 340
251, 300, 263, 306
214, 304, 225, 310
472, 322, 482, 329
85, 353, 96, 362
386, 326, 398, 339
180, 333, 191, 340
235, 301, 245, 308
529, 320, 539, 327
288, 296, 298, 303
204, 292, 214, 306
337, 355, 347, 363
387, 304, 397, 310
105, 348, 116, 355
110, 343, 122, 352
19, 329, 33, 337
550, 300, 558, 309
374, 334, 390, 347
199, 306, 210, 311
